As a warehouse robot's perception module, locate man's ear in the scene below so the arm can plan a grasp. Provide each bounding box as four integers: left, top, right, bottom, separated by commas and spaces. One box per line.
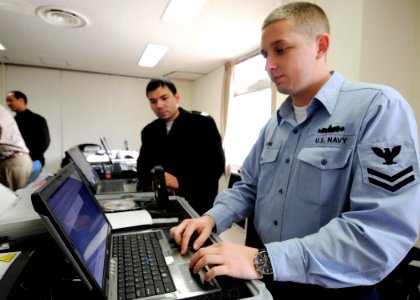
316, 33, 330, 60
175, 92, 181, 104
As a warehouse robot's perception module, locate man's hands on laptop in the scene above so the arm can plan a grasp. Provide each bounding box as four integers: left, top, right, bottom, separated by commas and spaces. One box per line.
170, 215, 215, 254
170, 216, 262, 282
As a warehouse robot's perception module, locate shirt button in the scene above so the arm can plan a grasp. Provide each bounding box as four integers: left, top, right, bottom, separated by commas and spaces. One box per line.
321, 159, 328, 165
279, 189, 283, 194
293, 129, 298, 134
274, 220, 278, 226
285, 158, 290, 164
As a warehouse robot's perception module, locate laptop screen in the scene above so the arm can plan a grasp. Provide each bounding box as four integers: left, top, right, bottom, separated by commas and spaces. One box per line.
66, 146, 100, 188
47, 167, 109, 288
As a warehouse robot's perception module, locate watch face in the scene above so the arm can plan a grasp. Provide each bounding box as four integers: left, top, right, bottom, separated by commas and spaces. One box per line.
256, 250, 273, 275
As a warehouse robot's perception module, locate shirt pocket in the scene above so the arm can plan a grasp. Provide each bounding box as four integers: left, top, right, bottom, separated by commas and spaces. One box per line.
258, 141, 282, 194
295, 147, 352, 208
297, 147, 352, 170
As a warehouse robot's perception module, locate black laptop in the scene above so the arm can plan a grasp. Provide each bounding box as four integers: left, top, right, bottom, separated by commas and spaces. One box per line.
65, 146, 137, 195
31, 162, 236, 299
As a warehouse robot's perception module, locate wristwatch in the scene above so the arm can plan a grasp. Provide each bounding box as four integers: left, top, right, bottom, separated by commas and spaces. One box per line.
255, 248, 273, 277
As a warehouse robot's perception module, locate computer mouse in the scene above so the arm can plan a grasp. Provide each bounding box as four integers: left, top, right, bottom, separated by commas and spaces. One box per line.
125, 155, 134, 159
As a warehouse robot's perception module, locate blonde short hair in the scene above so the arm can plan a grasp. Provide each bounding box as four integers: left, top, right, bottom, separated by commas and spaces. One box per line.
262, 2, 330, 40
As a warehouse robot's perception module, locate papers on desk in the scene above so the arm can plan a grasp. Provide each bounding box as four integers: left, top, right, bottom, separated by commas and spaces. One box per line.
0, 252, 20, 280
105, 210, 153, 229
105, 210, 179, 229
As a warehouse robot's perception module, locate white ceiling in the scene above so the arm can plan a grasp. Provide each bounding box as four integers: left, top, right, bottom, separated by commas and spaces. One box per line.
0, 0, 282, 80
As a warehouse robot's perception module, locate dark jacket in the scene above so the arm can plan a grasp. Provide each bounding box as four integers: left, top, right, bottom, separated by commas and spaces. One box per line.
137, 108, 225, 215
15, 109, 50, 166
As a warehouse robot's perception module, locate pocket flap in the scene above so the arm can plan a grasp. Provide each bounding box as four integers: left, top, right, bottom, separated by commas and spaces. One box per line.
298, 147, 352, 169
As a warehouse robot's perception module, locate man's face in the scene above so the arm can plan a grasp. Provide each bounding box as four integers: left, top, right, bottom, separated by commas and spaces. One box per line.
260, 20, 319, 99
147, 85, 180, 122
6, 94, 24, 112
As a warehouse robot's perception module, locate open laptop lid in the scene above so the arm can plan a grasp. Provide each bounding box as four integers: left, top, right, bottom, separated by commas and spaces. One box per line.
31, 162, 111, 298
66, 146, 100, 191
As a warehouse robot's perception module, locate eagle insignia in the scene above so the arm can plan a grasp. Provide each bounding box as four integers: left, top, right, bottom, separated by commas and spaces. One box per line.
371, 146, 401, 165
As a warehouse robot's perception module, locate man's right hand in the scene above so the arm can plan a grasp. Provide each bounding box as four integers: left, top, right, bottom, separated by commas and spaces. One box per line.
170, 215, 215, 255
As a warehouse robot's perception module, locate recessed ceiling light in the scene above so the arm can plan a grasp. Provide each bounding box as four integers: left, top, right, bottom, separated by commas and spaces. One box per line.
138, 44, 168, 68
0, 43, 5, 51
162, 0, 207, 25
36, 6, 88, 28
164, 71, 204, 81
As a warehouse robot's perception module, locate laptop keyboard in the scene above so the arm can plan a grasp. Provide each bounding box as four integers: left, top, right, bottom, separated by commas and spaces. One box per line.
101, 180, 124, 192
112, 231, 176, 300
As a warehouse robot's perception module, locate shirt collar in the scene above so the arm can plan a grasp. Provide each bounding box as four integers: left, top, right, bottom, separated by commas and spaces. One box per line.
276, 71, 345, 124
313, 71, 345, 115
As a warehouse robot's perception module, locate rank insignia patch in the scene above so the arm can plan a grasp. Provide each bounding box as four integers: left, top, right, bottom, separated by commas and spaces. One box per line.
359, 141, 419, 193
367, 166, 414, 192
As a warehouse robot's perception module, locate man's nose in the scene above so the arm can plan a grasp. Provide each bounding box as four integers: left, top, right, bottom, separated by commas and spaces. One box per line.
265, 56, 277, 72
155, 99, 165, 108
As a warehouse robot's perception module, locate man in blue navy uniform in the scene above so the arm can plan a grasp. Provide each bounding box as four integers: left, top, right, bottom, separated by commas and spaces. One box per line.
170, 2, 420, 299
137, 78, 225, 215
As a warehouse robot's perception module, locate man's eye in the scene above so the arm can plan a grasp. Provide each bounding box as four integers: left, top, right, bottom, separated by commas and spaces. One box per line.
276, 47, 289, 55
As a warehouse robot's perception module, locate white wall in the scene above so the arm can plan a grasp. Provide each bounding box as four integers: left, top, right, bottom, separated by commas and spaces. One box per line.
191, 66, 224, 131
318, 0, 364, 81
360, 0, 415, 100
1, 65, 192, 174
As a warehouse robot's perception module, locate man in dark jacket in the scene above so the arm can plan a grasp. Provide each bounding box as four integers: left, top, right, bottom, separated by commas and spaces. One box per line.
6, 91, 50, 183
137, 78, 225, 215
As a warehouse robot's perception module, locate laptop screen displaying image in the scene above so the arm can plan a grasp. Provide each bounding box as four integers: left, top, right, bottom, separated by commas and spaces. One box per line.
33, 163, 109, 290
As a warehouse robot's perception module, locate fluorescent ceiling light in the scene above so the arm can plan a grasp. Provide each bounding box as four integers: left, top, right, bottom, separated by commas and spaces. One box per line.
138, 44, 168, 68
162, 0, 207, 25
0, 43, 6, 51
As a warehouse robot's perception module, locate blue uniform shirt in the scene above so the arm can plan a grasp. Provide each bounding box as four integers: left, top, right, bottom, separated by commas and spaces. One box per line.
206, 71, 420, 287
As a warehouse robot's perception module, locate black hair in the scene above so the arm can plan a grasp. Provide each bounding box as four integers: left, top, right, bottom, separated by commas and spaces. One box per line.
146, 78, 177, 96
10, 90, 28, 104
